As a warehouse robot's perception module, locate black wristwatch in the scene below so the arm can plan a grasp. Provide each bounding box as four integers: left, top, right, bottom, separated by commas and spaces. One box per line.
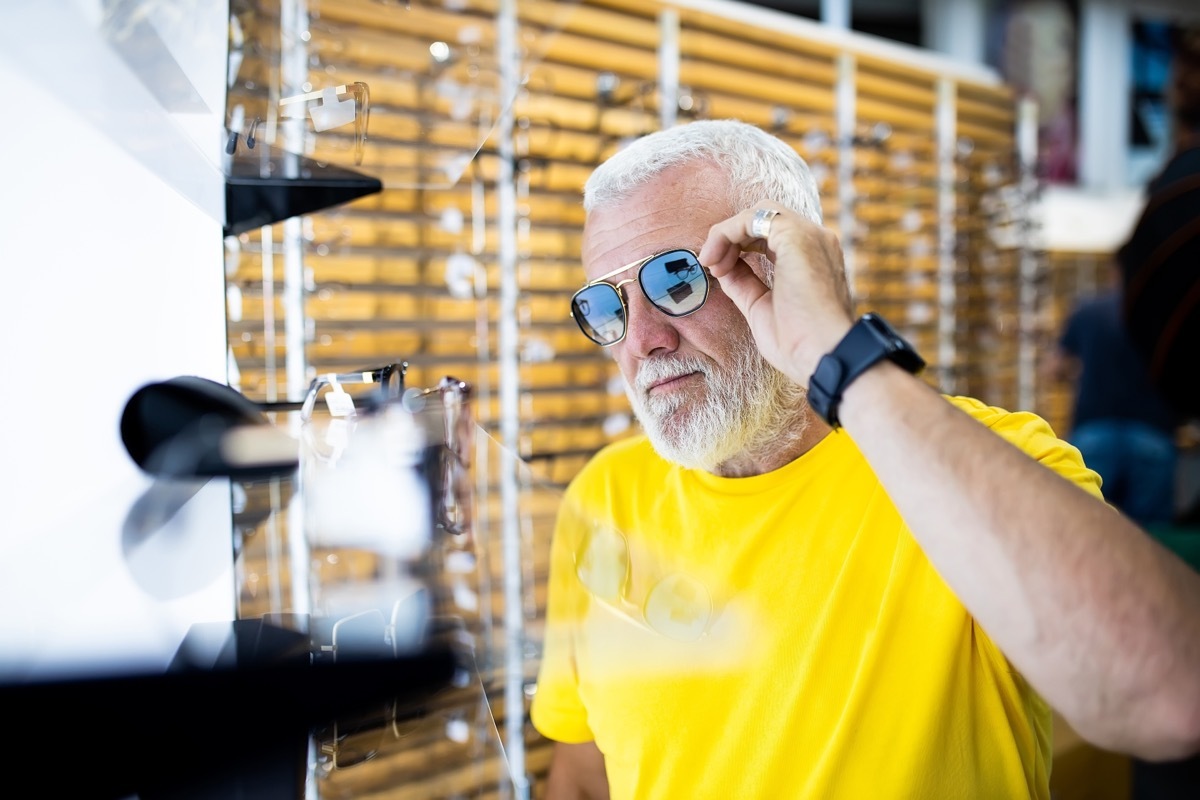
807, 312, 925, 429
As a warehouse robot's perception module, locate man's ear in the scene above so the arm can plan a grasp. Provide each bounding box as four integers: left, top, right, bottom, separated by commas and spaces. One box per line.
743, 251, 775, 287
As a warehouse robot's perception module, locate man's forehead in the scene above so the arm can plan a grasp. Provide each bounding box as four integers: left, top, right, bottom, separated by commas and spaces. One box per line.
580, 162, 730, 273
581, 238, 704, 283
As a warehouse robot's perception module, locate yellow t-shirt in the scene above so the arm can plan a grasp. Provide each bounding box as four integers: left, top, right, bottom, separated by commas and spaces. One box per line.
531, 396, 1103, 799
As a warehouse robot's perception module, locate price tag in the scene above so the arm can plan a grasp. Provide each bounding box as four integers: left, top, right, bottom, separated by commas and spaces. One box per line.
324, 377, 356, 417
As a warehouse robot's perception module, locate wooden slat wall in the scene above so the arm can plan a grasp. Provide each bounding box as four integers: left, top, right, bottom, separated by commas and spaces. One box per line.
224, 2, 1036, 797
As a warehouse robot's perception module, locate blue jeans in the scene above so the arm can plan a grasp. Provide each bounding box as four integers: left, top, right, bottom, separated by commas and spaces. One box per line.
1071, 420, 1177, 525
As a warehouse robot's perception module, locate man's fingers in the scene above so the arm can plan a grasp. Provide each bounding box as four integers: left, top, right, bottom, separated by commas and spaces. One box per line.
700, 204, 784, 273
698, 237, 739, 277
711, 259, 769, 318
699, 232, 746, 277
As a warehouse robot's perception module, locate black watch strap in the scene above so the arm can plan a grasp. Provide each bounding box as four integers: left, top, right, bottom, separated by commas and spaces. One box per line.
807, 312, 925, 428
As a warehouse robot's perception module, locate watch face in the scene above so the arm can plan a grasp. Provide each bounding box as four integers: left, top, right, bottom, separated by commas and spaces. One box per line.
863, 312, 896, 342
863, 313, 925, 372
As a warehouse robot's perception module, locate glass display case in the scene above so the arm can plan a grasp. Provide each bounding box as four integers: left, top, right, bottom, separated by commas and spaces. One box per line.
2, 369, 557, 799
227, 372, 558, 798
231, 373, 515, 798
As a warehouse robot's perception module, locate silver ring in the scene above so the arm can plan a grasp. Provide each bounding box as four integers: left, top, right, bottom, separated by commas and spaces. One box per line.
750, 207, 778, 239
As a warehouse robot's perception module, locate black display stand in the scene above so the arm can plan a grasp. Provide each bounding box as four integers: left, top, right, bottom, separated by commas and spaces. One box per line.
1, 618, 458, 799
224, 145, 383, 237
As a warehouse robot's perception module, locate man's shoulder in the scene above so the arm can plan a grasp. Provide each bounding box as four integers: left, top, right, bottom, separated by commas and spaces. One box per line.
945, 394, 1052, 435
945, 395, 1076, 450
945, 395, 1100, 494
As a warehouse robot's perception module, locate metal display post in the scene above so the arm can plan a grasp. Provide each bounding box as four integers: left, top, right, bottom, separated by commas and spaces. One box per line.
659, 9, 680, 130
936, 77, 958, 394
836, 53, 857, 293
1016, 97, 1041, 412
497, 0, 529, 796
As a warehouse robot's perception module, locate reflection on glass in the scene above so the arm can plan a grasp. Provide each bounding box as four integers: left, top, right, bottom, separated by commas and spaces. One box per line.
313, 679, 502, 792
278, 82, 371, 165
573, 521, 713, 643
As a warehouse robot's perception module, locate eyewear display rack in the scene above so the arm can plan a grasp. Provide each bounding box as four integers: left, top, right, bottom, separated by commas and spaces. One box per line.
221, 1, 1066, 797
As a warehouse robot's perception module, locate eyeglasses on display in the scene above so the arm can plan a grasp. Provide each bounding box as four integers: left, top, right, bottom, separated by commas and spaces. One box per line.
299, 362, 407, 421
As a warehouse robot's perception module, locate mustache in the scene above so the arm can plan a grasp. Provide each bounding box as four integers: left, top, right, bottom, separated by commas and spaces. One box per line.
634, 356, 710, 392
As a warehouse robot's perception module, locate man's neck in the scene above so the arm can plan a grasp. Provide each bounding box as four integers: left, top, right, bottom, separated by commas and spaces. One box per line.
709, 407, 833, 478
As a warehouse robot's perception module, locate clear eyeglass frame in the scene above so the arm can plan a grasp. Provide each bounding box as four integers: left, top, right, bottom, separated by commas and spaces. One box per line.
403, 376, 474, 539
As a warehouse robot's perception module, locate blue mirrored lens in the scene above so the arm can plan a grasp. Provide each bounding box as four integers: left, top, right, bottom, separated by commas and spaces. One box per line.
572, 284, 625, 344
640, 251, 707, 316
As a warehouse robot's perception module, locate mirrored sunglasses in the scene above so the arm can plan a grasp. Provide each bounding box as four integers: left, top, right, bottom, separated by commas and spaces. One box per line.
570, 248, 710, 346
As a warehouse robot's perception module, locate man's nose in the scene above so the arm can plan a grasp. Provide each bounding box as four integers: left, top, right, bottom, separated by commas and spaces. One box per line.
621, 287, 679, 358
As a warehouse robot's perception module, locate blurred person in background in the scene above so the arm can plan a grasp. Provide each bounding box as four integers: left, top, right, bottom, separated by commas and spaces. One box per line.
1121, 25, 1200, 427
1116, 23, 1200, 800
1047, 265, 1180, 526
532, 119, 1200, 800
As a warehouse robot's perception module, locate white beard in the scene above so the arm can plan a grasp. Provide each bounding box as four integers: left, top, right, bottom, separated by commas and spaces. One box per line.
625, 327, 808, 472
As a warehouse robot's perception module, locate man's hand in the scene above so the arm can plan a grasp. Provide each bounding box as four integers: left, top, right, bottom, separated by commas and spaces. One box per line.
543, 741, 610, 800
699, 204, 856, 385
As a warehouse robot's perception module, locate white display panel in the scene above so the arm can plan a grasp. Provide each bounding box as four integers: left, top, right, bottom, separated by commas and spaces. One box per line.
0, 1, 233, 679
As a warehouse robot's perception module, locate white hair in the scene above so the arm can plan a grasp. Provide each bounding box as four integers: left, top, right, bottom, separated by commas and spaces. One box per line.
583, 119, 823, 225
